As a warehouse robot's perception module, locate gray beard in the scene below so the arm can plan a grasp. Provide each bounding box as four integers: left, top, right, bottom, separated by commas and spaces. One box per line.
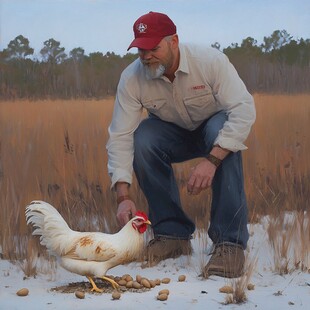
144, 63, 166, 79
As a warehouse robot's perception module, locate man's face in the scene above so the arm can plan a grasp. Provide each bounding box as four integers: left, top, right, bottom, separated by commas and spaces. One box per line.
138, 38, 174, 79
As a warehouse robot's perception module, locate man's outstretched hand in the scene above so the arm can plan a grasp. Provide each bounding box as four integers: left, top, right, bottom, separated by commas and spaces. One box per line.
116, 200, 137, 226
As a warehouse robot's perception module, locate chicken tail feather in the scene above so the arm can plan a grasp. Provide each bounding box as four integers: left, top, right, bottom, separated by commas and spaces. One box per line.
25, 200, 75, 256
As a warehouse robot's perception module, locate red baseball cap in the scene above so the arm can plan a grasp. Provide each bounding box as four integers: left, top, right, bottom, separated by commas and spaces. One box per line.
127, 12, 177, 51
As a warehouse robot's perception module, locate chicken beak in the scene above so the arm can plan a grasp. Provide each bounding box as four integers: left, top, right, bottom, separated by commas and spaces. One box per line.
145, 220, 151, 225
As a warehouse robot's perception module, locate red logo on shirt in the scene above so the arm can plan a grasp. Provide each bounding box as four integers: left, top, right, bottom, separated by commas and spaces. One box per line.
192, 85, 206, 90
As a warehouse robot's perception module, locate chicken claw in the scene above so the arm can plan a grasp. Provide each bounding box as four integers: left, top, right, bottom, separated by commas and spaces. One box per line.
87, 276, 103, 293
101, 276, 119, 290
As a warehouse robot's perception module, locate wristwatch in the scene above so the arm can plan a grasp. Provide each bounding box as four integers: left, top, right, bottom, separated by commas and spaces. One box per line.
206, 154, 222, 168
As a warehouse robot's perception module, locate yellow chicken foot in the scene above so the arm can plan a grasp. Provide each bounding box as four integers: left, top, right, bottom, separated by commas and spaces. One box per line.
101, 276, 119, 289
86, 276, 103, 293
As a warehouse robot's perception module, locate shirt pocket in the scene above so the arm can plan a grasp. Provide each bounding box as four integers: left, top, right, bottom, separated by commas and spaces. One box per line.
142, 98, 167, 116
183, 91, 218, 122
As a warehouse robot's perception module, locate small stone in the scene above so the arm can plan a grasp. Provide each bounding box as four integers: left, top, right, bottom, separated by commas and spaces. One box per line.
75, 291, 85, 299
178, 275, 186, 282
16, 288, 29, 297
157, 293, 168, 301
161, 278, 171, 284
141, 278, 151, 288
158, 289, 170, 295
219, 285, 234, 294
112, 291, 121, 300
132, 281, 141, 289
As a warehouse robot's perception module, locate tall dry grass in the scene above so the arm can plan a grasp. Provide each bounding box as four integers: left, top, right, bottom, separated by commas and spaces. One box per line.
0, 98, 120, 259
0, 94, 309, 261
266, 211, 310, 274
244, 94, 310, 220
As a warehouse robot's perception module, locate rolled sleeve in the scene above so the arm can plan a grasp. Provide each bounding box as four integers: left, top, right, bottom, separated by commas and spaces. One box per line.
108, 167, 133, 190
211, 53, 256, 152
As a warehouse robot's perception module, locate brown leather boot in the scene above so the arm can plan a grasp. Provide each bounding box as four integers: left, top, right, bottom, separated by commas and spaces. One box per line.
203, 242, 245, 278
144, 236, 192, 267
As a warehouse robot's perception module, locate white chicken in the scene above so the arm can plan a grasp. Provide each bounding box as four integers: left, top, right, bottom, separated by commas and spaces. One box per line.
25, 200, 151, 292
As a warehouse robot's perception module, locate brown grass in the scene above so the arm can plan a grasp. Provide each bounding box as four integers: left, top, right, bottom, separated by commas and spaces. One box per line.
244, 94, 310, 219
0, 94, 309, 262
223, 255, 257, 304
267, 213, 295, 274
267, 210, 310, 274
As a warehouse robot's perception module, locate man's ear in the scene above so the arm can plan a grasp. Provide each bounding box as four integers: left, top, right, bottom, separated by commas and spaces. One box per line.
171, 34, 179, 49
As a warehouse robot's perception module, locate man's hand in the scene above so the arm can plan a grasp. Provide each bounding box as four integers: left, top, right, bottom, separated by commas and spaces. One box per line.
116, 199, 137, 227
115, 181, 136, 226
187, 146, 230, 195
187, 159, 217, 195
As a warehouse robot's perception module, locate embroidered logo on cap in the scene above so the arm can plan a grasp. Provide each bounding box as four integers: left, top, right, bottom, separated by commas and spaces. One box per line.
137, 23, 147, 33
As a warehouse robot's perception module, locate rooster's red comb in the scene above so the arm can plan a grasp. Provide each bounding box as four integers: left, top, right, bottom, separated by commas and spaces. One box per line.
135, 211, 148, 221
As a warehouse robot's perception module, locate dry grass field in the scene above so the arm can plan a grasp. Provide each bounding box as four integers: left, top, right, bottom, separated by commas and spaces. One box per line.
0, 94, 309, 260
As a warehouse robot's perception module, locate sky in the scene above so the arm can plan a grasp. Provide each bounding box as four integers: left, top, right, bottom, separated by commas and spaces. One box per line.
0, 0, 310, 58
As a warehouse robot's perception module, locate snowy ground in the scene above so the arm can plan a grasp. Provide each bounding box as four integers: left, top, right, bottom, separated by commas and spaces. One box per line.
1, 221, 310, 310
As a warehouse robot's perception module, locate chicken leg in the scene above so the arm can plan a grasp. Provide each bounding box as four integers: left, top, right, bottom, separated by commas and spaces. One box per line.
101, 276, 119, 289
86, 275, 119, 293
87, 276, 103, 293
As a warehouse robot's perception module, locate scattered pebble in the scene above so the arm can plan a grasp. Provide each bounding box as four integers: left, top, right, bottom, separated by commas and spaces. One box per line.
158, 289, 170, 295
141, 278, 151, 288
247, 283, 255, 290
125, 275, 133, 282
132, 281, 141, 289
161, 278, 171, 284
157, 293, 168, 301
118, 279, 127, 286
112, 291, 121, 300
154, 279, 161, 285
16, 288, 29, 297
178, 275, 186, 282
75, 291, 85, 299
126, 281, 133, 288
219, 285, 234, 294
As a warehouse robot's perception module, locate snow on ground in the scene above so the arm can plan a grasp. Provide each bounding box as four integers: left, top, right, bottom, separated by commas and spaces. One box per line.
1, 221, 310, 310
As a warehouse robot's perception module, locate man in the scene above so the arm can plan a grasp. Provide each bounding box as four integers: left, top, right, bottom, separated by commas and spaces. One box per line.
107, 11, 256, 278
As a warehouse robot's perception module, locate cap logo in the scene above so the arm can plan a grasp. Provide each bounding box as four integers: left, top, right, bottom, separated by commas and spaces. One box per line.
137, 23, 147, 33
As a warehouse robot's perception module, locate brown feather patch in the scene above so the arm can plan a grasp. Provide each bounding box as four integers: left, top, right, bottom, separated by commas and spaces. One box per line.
79, 236, 94, 247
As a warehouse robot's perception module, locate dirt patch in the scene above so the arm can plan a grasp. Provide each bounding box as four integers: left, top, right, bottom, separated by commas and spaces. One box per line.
51, 279, 151, 294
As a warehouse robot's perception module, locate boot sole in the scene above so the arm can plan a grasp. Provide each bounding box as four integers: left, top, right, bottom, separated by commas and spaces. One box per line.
204, 267, 244, 278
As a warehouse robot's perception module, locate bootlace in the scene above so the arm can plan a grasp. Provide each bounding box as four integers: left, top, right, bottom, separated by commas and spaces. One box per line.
209, 243, 240, 257
147, 236, 167, 247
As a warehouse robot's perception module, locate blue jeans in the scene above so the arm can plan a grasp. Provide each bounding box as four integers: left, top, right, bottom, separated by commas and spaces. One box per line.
133, 111, 249, 249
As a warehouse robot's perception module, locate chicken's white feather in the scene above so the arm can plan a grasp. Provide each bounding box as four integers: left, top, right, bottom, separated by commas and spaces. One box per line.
26, 200, 77, 256
25, 200, 150, 283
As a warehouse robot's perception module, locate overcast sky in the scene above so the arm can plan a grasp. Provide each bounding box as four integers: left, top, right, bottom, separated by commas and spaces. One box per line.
1, 0, 309, 57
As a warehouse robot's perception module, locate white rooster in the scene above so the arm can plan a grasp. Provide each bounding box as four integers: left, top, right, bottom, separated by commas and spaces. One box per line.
25, 200, 151, 292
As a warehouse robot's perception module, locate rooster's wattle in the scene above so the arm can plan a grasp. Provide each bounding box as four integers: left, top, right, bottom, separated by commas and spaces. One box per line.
25, 200, 151, 292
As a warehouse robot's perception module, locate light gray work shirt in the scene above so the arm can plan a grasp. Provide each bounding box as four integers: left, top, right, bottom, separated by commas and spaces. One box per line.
107, 44, 256, 188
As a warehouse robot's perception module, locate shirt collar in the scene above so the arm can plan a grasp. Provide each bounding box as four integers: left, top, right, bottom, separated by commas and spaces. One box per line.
176, 44, 189, 74
158, 44, 189, 82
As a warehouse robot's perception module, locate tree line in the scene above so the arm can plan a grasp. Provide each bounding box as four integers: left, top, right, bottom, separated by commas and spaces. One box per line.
0, 30, 309, 99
